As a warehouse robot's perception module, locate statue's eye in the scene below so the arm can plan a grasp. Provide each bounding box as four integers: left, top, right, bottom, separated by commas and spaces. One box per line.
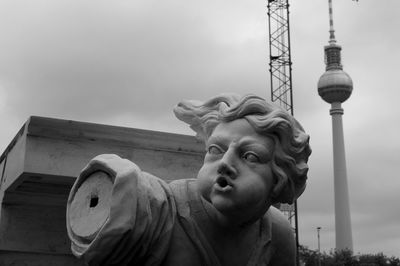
208, 145, 223, 155
243, 152, 260, 163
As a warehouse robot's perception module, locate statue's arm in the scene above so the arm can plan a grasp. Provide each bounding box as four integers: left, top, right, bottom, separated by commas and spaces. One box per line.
67, 154, 176, 266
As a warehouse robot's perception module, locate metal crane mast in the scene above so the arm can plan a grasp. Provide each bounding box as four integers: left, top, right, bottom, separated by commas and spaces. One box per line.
267, 1, 299, 264
267, 0, 293, 114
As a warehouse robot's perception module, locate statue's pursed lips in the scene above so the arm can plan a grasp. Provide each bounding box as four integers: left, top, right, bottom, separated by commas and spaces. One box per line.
214, 176, 233, 192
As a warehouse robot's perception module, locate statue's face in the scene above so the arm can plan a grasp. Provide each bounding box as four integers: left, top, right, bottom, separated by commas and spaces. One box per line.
197, 118, 275, 223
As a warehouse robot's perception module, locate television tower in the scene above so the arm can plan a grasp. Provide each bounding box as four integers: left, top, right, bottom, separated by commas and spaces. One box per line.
317, 0, 353, 251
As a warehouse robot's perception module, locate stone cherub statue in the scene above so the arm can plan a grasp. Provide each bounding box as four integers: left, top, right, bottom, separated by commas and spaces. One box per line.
66, 94, 311, 266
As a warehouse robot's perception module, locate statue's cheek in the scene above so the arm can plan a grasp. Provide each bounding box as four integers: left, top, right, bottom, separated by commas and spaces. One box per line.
196, 174, 211, 200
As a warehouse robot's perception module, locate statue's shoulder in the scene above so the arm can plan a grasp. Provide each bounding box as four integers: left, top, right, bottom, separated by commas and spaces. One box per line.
268, 206, 292, 232
168, 178, 197, 198
265, 206, 296, 265
168, 179, 199, 216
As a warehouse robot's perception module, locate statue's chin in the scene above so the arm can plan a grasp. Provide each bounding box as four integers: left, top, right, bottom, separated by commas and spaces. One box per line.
211, 199, 251, 225
212, 195, 272, 228
210, 194, 234, 212
201, 192, 259, 228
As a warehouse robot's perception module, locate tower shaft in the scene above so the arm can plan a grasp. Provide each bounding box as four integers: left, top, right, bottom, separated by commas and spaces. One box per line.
330, 102, 353, 251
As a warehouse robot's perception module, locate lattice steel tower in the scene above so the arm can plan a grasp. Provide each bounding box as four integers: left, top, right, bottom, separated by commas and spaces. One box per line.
267, 0, 293, 114
267, 1, 299, 264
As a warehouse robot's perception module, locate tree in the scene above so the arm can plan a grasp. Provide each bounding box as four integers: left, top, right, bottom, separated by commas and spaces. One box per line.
298, 245, 400, 266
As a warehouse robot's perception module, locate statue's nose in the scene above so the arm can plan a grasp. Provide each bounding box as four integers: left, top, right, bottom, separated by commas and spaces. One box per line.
217, 150, 238, 178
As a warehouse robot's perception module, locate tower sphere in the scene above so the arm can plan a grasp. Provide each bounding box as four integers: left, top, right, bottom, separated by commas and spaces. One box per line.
318, 69, 353, 103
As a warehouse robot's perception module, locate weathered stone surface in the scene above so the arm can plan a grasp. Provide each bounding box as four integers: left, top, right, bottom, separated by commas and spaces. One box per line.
69, 171, 113, 241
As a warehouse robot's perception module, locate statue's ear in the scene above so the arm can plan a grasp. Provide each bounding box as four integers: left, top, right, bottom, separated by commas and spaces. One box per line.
271, 176, 286, 201
271, 175, 307, 204
271, 175, 297, 205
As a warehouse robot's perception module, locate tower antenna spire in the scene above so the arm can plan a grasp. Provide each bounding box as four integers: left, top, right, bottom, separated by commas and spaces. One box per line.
328, 0, 337, 44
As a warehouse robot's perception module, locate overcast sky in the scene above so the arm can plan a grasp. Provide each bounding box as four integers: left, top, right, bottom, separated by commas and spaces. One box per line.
0, 0, 399, 258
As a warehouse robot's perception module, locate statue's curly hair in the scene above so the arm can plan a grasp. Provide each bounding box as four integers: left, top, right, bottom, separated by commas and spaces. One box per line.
174, 93, 311, 204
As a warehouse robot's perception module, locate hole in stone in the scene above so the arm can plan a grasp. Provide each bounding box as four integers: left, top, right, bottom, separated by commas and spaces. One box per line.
90, 196, 99, 208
